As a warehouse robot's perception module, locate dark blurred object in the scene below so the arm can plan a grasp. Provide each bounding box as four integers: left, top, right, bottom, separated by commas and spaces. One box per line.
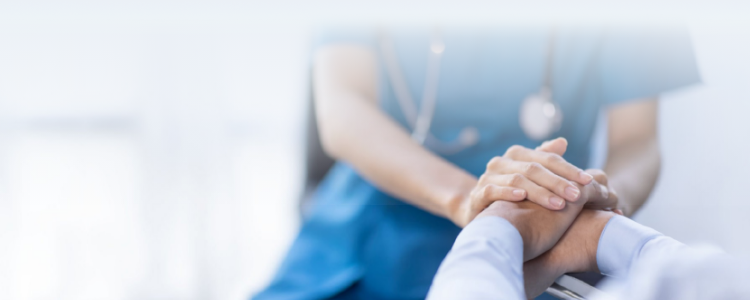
300, 80, 336, 218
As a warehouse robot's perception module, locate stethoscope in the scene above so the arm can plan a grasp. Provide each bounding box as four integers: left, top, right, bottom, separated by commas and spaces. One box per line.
380, 28, 563, 155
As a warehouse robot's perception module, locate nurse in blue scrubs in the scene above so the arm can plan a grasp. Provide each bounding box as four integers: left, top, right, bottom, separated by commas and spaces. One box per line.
254, 26, 700, 300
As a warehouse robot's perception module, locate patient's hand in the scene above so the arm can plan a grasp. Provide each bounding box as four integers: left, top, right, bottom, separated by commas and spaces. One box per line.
475, 165, 612, 261
476, 198, 585, 262
580, 169, 620, 213
522, 209, 616, 299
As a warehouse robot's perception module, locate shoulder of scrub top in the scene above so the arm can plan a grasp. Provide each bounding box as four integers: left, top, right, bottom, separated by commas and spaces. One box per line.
593, 24, 702, 106
307, 24, 702, 106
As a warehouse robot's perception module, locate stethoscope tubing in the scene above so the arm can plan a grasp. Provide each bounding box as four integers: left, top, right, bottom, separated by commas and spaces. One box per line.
380, 27, 561, 154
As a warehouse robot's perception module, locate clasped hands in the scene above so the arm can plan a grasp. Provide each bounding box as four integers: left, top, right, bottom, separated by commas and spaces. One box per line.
453, 138, 621, 299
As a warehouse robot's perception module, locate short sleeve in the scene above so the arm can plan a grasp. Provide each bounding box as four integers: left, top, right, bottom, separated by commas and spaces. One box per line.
597, 26, 701, 105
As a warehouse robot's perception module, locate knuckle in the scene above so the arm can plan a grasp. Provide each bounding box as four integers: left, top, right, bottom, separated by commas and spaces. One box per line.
589, 169, 607, 180
487, 156, 504, 170
544, 153, 562, 165
505, 145, 524, 157
482, 185, 495, 199
477, 174, 489, 185
523, 162, 543, 175
507, 173, 524, 186
584, 169, 607, 185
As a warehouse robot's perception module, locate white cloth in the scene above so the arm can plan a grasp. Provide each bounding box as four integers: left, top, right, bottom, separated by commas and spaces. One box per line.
427, 215, 750, 300
426, 216, 526, 300
593, 216, 750, 300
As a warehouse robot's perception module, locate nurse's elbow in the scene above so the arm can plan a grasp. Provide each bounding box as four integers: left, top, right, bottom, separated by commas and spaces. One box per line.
315, 111, 347, 159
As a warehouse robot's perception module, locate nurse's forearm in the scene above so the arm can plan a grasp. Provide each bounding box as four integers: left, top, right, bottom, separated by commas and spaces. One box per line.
318, 91, 476, 218
604, 98, 660, 217
604, 137, 660, 216
314, 45, 477, 221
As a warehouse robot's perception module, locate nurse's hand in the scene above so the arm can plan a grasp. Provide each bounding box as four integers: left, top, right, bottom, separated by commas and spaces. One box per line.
452, 138, 580, 226
451, 138, 608, 227
530, 139, 618, 211
469, 138, 588, 209
501, 139, 597, 209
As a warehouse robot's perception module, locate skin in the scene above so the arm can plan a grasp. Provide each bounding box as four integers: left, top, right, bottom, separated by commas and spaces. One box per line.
603, 98, 660, 216
475, 180, 609, 261
522, 209, 616, 298
314, 45, 619, 228
518, 142, 622, 298
315, 41, 660, 296
315, 44, 658, 224
513, 100, 659, 297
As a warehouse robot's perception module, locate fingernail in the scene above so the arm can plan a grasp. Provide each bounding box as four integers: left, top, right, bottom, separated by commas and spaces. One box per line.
579, 171, 593, 183
550, 196, 565, 209
565, 186, 580, 200
513, 189, 526, 197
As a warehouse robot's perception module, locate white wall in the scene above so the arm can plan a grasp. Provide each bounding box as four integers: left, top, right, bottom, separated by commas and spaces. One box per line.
0, 2, 748, 300
0, 17, 309, 300
637, 24, 750, 257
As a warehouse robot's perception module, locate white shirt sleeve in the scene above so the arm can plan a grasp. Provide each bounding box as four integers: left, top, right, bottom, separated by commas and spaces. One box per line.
595, 215, 666, 278
593, 215, 750, 300
427, 216, 525, 300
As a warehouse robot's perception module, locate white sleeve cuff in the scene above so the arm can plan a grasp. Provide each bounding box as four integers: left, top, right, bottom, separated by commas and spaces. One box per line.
596, 215, 663, 278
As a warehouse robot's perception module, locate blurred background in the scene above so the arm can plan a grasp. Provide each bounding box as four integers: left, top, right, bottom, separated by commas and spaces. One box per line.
0, 1, 749, 300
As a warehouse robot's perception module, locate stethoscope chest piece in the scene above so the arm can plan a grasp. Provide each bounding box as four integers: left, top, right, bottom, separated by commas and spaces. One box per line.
519, 87, 563, 141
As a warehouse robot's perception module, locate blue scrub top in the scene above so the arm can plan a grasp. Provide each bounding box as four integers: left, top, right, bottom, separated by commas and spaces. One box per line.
254, 26, 700, 300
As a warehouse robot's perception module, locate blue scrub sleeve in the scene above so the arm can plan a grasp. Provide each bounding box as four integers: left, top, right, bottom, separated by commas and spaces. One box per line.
597, 26, 701, 105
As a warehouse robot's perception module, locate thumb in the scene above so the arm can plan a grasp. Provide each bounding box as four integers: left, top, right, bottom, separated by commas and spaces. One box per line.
535, 137, 568, 156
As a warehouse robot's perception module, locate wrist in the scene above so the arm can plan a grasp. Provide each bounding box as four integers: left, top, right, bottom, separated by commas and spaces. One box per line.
587, 211, 616, 273
476, 201, 528, 242
552, 210, 615, 275
443, 176, 477, 227
444, 191, 468, 225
